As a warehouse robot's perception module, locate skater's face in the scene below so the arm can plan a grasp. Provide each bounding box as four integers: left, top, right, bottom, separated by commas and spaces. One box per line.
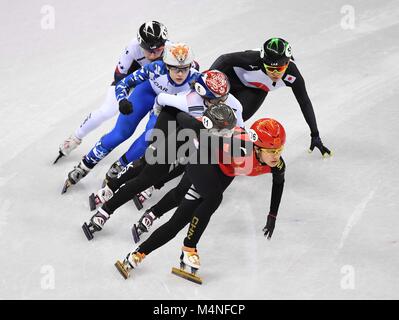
143, 46, 165, 61
256, 146, 283, 167
167, 64, 191, 84
264, 62, 289, 82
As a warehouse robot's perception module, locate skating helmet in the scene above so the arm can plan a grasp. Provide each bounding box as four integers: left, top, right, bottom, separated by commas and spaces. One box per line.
260, 38, 292, 66
194, 70, 230, 100
202, 103, 237, 133
249, 118, 286, 148
137, 21, 168, 50
163, 43, 194, 67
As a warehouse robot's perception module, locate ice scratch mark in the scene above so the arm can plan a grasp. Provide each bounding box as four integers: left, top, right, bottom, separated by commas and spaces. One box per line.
337, 188, 376, 252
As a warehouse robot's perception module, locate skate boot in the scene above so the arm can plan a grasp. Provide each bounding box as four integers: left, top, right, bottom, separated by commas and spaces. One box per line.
171, 246, 202, 284
115, 250, 145, 279
132, 186, 154, 210
89, 185, 113, 211
82, 208, 110, 240
61, 160, 91, 194
102, 160, 124, 187
131, 209, 157, 243
54, 134, 82, 164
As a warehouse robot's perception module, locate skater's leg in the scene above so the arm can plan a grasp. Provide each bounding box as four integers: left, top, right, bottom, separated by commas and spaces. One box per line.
153, 163, 186, 190
119, 111, 158, 166
137, 197, 202, 255
183, 164, 235, 248
151, 172, 192, 218
105, 157, 146, 192
83, 81, 155, 169
102, 162, 171, 214
232, 87, 268, 121
74, 86, 119, 140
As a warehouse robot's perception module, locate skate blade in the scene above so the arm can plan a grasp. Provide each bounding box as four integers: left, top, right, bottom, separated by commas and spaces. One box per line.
89, 193, 97, 211
131, 224, 142, 244
115, 260, 130, 279
132, 195, 143, 210
82, 222, 94, 241
53, 151, 64, 164
61, 179, 72, 194
171, 267, 202, 285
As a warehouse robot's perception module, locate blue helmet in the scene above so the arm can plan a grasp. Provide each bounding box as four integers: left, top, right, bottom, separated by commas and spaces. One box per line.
193, 70, 230, 100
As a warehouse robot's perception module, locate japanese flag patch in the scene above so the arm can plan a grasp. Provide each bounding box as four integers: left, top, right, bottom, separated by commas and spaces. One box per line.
284, 74, 296, 83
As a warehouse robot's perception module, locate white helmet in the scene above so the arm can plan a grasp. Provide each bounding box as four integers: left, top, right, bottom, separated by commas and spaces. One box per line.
163, 43, 194, 67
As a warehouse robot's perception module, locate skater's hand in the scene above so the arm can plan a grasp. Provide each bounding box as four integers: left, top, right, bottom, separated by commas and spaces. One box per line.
309, 133, 332, 157
153, 99, 163, 116
263, 214, 276, 240
119, 99, 133, 115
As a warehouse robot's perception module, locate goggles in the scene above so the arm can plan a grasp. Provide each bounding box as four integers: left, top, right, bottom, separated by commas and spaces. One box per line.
144, 46, 165, 54
259, 145, 284, 155
263, 63, 288, 74
204, 94, 229, 105
167, 65, 191, 73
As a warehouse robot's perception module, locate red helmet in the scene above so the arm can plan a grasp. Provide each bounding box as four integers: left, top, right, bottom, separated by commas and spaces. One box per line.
249, 118, 286, 148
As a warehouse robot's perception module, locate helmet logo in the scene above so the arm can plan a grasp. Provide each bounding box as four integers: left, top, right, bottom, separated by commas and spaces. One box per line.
205, 71, 228, 96
143, 22, 157, 37
273, 138, 281, 146
249, 129, 258, 142
202, 116, 213, 129
159, 25, 168, 39
170, 45, 189, 63
194, 83, 207, 96
266, 38, 282, 55
285, 44, 292, 58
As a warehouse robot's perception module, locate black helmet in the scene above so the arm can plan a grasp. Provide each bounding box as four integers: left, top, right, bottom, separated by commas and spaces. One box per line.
203, 103, 237, 132
260, 37, 292, 66
137, 21, 168, 50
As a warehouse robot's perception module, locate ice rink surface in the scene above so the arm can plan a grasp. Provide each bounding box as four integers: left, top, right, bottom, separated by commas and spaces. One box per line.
0, 0, 398, 299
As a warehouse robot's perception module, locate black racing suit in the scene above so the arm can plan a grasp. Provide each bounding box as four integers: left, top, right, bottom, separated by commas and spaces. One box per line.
210, 50, 319, 136
136, 113, 285, 255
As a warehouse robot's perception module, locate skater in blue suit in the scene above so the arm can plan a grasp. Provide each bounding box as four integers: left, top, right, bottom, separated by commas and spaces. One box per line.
62, 43, 200, 193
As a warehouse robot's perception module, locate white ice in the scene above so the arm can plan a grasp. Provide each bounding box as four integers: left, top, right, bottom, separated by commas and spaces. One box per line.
0, 0, 398, 299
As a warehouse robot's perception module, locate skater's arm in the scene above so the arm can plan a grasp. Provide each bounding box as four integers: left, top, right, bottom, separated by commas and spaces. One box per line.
262, 157, 285, 240
114, 40, 139, 82
210, 52, 240, 74
270, 157, 285, 215
115, 61, 164, 102
289, 63, 319, 136
156, 93, 191, 113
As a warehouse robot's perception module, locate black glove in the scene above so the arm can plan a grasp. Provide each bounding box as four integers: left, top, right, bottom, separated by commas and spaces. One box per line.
119, 99, 133, 115
263, 214, 276, 240
309, 132, 332, 157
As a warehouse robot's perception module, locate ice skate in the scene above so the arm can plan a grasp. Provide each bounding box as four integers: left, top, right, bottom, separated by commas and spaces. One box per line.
171, 246, 202, 284
82, 208, 109, 240
101, 160, 124, 187
89, 185, 113, 211
61, 160, 91, 194
54, 134, 82, 164
131, 209, 157, 243
115, 251, 145, 279
132, 186, 154, 210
